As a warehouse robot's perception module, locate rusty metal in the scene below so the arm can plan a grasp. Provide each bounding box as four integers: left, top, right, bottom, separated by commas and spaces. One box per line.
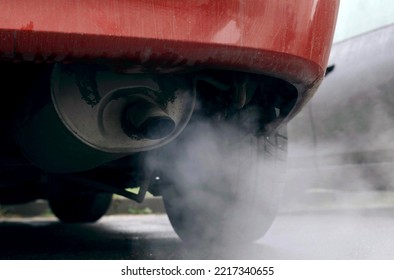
51, 64, 195, 153
123, 98, 176, 140
15, 64, 195, 173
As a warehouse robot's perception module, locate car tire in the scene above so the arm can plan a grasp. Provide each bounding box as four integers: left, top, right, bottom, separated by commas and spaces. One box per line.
48, 180, 112, 223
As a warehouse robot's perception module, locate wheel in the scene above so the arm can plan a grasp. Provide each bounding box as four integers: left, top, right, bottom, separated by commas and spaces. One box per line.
48, 179, 112, 223
156, 109, 287, 244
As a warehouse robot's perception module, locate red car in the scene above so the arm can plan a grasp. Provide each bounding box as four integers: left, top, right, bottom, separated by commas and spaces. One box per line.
0, 0, 339, 243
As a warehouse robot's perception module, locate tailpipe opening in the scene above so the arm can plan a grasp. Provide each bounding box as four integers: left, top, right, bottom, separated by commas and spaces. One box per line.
123, 100, 176, 140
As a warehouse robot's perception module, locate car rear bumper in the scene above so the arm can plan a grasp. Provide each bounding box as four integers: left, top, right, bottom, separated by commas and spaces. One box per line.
0, 0, 339, 118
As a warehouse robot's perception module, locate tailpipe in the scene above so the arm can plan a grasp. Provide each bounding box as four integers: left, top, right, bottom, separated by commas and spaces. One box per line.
123, 99, 176, 140
15, 64, 195, 173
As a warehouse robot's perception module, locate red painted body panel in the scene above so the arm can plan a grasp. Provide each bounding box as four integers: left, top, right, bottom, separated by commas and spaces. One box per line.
0, 0, 339, 101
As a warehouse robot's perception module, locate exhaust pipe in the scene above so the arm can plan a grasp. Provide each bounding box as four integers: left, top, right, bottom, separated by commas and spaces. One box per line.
123, 99, 176, 140
15, 64, 195, 173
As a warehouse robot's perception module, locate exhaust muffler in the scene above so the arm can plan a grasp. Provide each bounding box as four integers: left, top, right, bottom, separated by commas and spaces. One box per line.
15, 64, 195, 173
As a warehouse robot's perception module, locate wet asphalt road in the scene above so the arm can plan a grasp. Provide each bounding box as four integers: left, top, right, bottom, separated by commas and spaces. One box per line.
1, 209, 394, 260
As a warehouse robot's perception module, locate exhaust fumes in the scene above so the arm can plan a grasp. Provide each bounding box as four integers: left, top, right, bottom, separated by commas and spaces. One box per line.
146, 102, 286, 249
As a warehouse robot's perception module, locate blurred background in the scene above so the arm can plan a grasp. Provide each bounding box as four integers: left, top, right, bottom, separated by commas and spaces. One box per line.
284, 0, 394, 212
